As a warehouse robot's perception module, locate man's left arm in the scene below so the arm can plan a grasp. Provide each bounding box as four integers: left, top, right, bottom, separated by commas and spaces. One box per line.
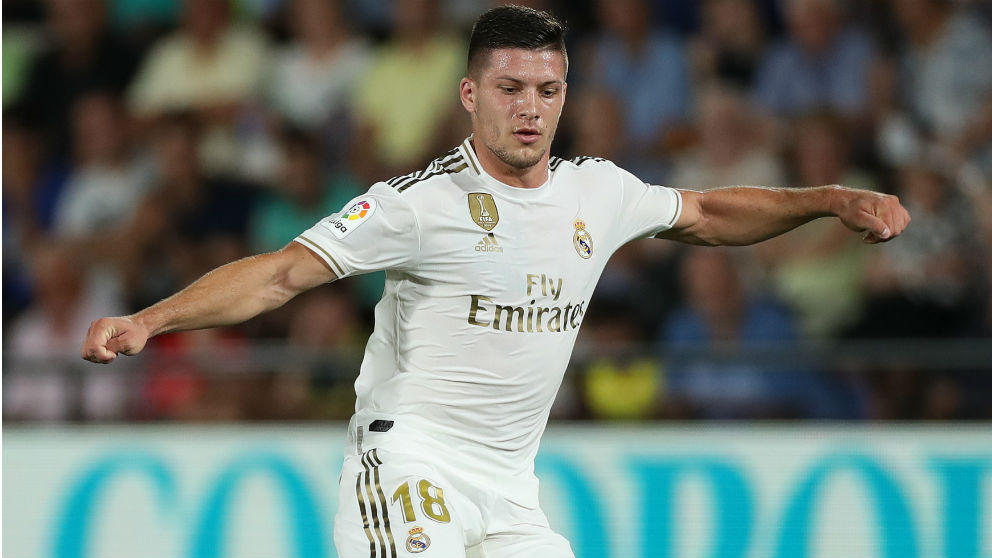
657, 185, 910, 246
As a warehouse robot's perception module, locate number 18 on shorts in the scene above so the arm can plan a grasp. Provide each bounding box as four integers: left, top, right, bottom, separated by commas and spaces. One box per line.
334, 449, 474, 558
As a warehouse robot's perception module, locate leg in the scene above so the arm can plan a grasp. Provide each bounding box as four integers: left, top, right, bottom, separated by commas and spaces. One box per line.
334, 448, 478, 557
470, 500, 574, 558
469, 524, 574, 558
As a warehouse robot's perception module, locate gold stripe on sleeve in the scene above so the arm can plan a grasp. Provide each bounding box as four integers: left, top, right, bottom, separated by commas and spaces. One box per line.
296, 234, 345, 277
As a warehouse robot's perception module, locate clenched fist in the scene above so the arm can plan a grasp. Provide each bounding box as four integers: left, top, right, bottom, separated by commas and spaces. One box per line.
81, 316, 150, 364
833, 187, 911, 244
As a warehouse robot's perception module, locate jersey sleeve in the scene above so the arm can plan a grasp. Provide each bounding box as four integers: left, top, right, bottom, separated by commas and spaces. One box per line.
293, 183, 420, 278
613, 163, 683, 244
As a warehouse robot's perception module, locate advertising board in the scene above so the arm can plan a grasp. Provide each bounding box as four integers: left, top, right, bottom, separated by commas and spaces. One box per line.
4, 425, 990, 557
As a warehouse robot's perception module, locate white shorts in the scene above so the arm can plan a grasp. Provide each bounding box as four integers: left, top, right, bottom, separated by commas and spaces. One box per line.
333, 417, 574, 558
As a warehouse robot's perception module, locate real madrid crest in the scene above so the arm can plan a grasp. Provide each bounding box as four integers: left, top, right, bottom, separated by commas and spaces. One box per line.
468, 192, 499, 231
573, 219, 593, 259
406, 526, 431, 553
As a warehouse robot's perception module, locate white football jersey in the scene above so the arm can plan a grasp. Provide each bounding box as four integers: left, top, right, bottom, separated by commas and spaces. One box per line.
296, 138, 682, 505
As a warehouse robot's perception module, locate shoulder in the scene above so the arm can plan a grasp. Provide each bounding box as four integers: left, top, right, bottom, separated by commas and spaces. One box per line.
382, 147, 472, 195
551, 155, 636, 195
549, 154, 612, 173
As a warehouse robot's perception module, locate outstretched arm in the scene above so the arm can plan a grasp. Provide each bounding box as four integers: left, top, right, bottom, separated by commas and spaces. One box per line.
81, 242, 336, 363
657, 185, 910, 246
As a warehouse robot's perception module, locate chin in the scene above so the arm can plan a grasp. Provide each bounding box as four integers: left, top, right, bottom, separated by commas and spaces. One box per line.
505, 150, 545, 169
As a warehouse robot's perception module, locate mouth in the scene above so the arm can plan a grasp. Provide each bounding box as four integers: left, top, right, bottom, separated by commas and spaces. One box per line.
513, 128, 541, 145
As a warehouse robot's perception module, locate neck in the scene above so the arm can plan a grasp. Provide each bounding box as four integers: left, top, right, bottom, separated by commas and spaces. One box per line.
470, 137, 549, 189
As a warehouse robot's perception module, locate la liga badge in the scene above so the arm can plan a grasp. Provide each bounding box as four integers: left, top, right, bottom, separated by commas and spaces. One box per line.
328, 198, 377, 239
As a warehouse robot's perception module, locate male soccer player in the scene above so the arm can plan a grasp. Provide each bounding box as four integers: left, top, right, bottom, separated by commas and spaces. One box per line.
82, 6, 909, 557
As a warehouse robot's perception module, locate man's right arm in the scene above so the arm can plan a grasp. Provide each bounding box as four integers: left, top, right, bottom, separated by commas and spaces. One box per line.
81, 242, 335, 363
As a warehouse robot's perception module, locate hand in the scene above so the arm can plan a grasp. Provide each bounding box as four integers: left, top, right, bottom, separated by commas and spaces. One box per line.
81, 316, 150, 364
834, 187, 911, 244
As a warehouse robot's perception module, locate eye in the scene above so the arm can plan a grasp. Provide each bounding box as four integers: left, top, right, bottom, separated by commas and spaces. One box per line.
500, 86, 517, 94
542, 89, 558, 98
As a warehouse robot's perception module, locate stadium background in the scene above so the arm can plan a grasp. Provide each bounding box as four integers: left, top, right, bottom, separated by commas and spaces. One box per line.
3, 0, 991, 556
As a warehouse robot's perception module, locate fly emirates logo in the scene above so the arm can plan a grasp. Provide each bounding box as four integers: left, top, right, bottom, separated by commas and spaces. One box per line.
467, 273, 587, 333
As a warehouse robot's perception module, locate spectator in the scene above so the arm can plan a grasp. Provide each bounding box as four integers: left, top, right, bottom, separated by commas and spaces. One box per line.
2, 109, 69, 322
249, 127, 383, 310
52, 91, 155, 243
20, 0, 139, 160
754, 0, 876, 121
756, 112, 874, 338
5, 241, 129, 421
582, 0, 690, 181
580, 301, 663, 420
267, 0, 371, 152
127, 0, 272, 177
277, 289, 366, 420
350, 0, 468, 182
689, 0, 767, 92
670, 84, 785, 189
659, 248, 807, 418
881, 0, 992, 173
566, 89, 625, 162
583, 357, 662, 420
138, 327, 252, 421
250, 128, 362, 255
120, 112, 256, 310
852, 157, 988, 338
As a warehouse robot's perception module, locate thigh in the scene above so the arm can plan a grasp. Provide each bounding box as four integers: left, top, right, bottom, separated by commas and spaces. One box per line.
335, 448, 480, 558
469, 502, 574, 558
469, 524, 574, 558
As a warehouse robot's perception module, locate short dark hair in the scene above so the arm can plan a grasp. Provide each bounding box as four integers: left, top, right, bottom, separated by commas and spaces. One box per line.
467, 5, 568, 78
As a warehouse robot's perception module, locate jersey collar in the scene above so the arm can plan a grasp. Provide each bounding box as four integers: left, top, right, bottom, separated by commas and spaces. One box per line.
459, 137, 552, 199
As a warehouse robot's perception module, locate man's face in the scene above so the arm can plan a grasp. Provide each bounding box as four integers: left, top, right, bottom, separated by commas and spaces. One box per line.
460, 48, 567, 170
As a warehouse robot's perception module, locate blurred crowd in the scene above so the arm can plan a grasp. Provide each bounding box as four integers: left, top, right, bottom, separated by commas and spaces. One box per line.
3, 0, 992, 423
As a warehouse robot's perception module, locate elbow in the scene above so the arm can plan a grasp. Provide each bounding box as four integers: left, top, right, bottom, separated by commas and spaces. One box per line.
679, 212, 724, 246
257, 252, 306, 312
680, 234, 721, 247
264, 281, 297, 312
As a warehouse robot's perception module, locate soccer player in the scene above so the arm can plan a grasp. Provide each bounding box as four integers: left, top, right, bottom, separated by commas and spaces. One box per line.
82, 6, 910, 557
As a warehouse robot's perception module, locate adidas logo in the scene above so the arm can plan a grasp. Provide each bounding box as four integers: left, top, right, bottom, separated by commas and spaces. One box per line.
475, 233, 504, 253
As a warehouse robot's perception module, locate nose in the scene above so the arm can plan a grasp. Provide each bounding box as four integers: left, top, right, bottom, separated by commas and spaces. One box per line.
517, 89, 539, 120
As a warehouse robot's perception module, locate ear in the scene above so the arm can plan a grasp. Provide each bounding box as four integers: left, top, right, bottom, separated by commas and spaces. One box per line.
459, 77, 476, 114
